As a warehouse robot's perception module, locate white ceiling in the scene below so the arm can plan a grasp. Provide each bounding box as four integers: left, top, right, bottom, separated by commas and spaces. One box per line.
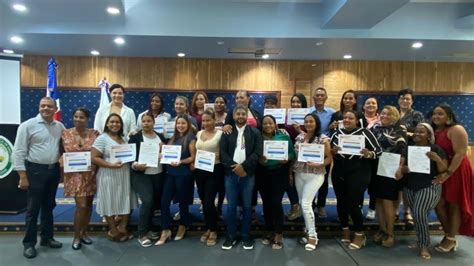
0, 0, 473, 61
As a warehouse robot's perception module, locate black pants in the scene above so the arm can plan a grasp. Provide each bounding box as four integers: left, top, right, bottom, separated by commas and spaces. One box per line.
285, 177, 299, 205
332, 159, 370, 232
259, 165, 288, 233
23, 162, 60, 247
131, 171, 164, 237
315, 164, 331, 208
195, 164, 224, 231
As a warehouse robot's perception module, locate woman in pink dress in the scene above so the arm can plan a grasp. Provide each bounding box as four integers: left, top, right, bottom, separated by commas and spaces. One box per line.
431, 103, 474, 252
61, 107, 97, 250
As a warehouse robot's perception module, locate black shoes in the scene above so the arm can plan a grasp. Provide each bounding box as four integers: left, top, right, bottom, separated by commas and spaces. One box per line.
23, 246, 37, 259
72, 239, 82, 250
222, 237, 238, 250
40, 238, 63, 249
80, 236, 93, 245
242, 239, 254, 250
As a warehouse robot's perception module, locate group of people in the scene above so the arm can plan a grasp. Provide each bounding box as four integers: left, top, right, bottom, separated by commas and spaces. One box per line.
12, 84, 473, 260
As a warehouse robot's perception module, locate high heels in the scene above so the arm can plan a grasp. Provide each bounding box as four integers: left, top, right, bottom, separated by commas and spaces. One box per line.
155, 230, 172, 246
174, 225, 187, 241
341, 228, 351, 245
304, 236, 318, 251
381, 234, 395, 248
349, 233, 366, 250
434, 236, 458, 252
373, 230, 386, 244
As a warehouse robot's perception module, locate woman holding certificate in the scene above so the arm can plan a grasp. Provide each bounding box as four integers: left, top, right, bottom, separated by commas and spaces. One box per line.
370, 105, 407, 247
330, 110, 382, 250
291, 113, 332, 251
129, 113, 167, 247
399, 123, 447, 260
61, 107, 97, 250
157, 114, 197, 245
194, 109, 223, 246
91, 113, 138, 242
136, 93, 171, 130
431, 103, 474, 251
259, 115, 296, 249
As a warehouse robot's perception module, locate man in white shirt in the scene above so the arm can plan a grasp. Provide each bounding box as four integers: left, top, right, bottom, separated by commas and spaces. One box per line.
13, 97, 65, 259
219, 105, 262, 251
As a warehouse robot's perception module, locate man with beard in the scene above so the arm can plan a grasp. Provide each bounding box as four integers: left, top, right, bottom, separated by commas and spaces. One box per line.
220, 105, 262, 251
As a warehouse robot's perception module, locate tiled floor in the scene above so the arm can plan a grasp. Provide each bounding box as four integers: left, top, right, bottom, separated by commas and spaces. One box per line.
1, 234, 473, 266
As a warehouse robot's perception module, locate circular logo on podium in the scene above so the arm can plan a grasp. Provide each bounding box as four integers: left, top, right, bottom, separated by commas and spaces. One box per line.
0, 136, 14, 179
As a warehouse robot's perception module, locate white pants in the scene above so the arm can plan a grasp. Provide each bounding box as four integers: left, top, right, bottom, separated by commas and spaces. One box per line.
295, 172, 325, 238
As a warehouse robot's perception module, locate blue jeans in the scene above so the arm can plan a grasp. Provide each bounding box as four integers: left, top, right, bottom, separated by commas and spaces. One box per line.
225, 173, 255, 240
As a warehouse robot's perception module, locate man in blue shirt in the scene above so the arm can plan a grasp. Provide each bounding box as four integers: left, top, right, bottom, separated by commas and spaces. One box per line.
309, 87, 335, 219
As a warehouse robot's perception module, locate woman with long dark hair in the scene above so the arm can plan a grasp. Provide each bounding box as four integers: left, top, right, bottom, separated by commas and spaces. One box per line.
291, 113, 332, 251
156, 114, 197, 245
431, 103, 474, 251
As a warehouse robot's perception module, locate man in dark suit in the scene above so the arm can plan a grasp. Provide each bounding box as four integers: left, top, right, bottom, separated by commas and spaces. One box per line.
220, 105, 262, 251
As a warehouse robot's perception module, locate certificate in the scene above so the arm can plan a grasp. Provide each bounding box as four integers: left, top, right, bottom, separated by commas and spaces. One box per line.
160, 145, 181, 164
263, 140, 288, 161
195, 150, 216, 172
408, 146, 431, 174
110, 143, 136, 163
297, 143, 324, 164
377, 152, 401, 179
164, 121, 175, 138
138, 142, 160, 167
63, 152, 91, 173
264, 108, 286, 124
153, 117, 168, 133
287, 108, 311, 125
204, 103, 215, 111
339, 135, 365, 156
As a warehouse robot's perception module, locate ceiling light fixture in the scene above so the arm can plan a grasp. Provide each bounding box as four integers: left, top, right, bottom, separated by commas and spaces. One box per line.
217, 41, 225, 45
177, 53, 186, 57
107, 7, 120, 15
114, 37, 125, 45
10, 36, 23, 44
91, 50, 100, 56
3, 49, 14, 54
261, 54, 269, 59
12, 4, 27, 12
412, 42, 423, 49
315, 42, 324, 46
343, 54, 352, 59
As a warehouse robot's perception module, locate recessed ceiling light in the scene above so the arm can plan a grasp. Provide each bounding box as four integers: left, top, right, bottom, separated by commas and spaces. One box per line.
12, 4, 27, 12
315, 42, 324, 46
90, 50, 100, 56
217, 41, 225, 45
114, 37, 125, 45
343, 54, 352, 59
311, 64, 317, 67
412, 42, 423, 49
107, 7, 120, 15
261, 54, 269, 59
3, 49, 14, 54
177, 53, 186, 57
10, 36, 23, 44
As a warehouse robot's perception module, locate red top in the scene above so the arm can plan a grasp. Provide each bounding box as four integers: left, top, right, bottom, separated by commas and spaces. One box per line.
247, 117, 257, 128
435, 127, 474, 236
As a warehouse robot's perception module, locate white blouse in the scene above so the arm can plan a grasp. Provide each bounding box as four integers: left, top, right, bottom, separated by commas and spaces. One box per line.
93, 103, 137, 137
136, 110, 172, 130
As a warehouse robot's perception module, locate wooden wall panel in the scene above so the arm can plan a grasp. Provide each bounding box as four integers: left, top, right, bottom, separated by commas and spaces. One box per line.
20, 56, 474, 111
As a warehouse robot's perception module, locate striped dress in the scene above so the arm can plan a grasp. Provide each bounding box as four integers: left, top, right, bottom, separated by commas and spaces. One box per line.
93, 134, 138, 216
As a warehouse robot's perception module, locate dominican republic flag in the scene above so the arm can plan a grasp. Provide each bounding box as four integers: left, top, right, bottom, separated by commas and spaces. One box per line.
98, 77, 110, 108
46, 57, 61, 121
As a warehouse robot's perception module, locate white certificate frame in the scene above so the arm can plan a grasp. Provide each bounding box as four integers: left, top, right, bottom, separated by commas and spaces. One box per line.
286, 108, 311, 125
160, 145, 182, 164
264, 108, 287, 125
110, 144, 136, 163
263, 140, 288, 161
63, 152, 91, 173
297, 143, 324, 164
339, 135, 365, 156
195, 149, 216, 172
